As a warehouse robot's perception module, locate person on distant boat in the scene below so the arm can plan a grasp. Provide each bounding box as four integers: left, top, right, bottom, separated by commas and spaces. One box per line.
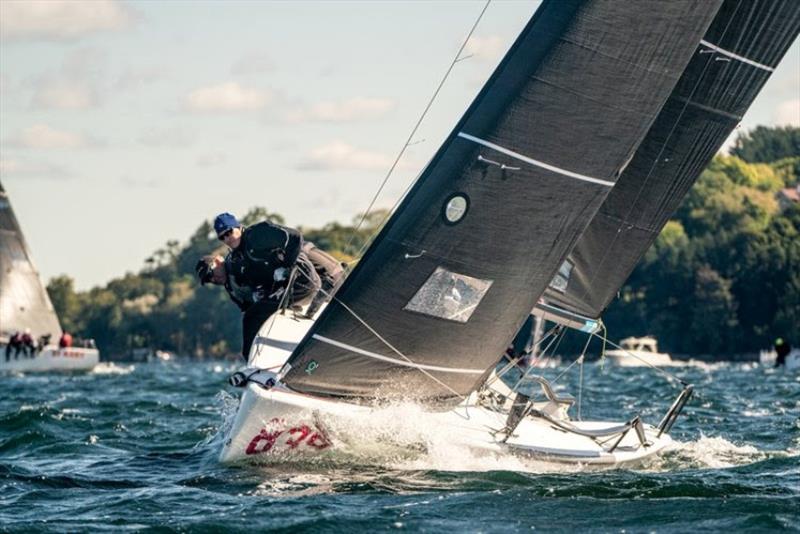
5, 331, 23, 361
35, 334, 51, 355
196, 212, 321, 360
21, 329, 35, 358
59, 331, 73, 349
774, 338, 791, 368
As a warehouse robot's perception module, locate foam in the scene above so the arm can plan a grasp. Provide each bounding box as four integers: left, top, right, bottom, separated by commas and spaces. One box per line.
90, 362, 135, 375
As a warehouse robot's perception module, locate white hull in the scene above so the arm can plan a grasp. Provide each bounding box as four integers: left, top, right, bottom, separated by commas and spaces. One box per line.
0, 346, 99, 372
219, 309, 674, 467
603, 349, 674, 367
219, 381, 672, 466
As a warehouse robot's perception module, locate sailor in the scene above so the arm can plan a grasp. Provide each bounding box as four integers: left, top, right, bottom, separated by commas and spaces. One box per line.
774, 338, 791, 368
196, 212, 321, 360
36, 333, 51, 354
21, 329, 35, 358
59, 331, 73, 348
5, 331, 22, 361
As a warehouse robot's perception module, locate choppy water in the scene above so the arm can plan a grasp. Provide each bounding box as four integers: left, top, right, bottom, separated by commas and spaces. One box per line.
1, 359, 798, 532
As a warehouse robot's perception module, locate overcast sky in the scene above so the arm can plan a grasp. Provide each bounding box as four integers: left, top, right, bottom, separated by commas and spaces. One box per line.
1, 1, 798, 290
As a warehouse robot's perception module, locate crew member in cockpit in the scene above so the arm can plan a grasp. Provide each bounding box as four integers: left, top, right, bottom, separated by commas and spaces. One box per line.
195, 212, 321, 360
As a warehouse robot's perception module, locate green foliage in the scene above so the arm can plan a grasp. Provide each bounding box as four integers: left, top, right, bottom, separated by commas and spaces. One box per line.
770, 156, 800, 187
731, 126, 800, 163
46, 275, 83, 334
707, 156, 783, 191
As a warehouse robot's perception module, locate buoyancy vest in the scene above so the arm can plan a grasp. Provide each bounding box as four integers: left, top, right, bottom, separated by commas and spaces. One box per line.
222, 221, 305, 309
226, 221, 303, 290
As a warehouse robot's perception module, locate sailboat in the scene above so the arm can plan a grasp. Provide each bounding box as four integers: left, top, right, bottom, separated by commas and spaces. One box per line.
0, 181, 99, 372
219, 0, 800, 465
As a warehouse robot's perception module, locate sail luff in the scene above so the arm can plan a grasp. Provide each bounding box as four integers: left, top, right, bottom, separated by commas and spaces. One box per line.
282, 0, 723, 402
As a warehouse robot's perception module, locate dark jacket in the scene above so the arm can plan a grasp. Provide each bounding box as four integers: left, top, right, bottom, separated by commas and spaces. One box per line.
224, 221, 304, 311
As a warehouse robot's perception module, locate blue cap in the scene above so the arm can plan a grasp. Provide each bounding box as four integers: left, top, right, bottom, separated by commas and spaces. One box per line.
213, 212, 240, 237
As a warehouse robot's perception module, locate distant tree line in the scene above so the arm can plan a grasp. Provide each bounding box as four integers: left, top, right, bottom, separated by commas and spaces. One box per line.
48, 127, 799, 359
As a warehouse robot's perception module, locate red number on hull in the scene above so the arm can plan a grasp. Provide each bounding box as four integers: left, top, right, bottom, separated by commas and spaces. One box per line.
245, 418, 285, 455
245, 419, 332, 455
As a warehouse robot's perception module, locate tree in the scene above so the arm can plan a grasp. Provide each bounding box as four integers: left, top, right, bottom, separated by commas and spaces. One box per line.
731, 126, 800, 163
688, 266, 738, 354
46, 275, 83, 333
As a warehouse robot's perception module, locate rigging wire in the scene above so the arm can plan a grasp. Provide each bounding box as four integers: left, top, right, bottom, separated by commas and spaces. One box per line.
590, 332, 687, 386
328, 292, 469, 404
576, 335, 591, 421
484, 324, 561, 389
343, 0, 493, 260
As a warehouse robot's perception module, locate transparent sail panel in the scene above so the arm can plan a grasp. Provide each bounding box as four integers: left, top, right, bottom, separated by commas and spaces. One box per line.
404, 267, 492, 323
549, 260, 573, 293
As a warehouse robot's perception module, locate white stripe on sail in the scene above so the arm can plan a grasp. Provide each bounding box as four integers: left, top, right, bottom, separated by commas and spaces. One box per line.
457, 132, 615, 187
700, 39, 774, 72
312, 334, 486, 374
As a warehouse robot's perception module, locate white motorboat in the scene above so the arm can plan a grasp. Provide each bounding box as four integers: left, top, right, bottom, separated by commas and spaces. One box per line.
604, 337, 674, 367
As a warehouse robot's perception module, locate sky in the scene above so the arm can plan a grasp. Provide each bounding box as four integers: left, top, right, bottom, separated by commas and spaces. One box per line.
1, 1, 798, 291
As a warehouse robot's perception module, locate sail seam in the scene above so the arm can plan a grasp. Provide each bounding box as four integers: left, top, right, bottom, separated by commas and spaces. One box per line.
457, 132, 615, 187
312, 334, 485, 374
673, 95, 743, 122
699, 40, 774, 72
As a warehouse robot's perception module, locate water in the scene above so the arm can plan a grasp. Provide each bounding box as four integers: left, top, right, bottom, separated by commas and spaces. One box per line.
1, 360, 798, 532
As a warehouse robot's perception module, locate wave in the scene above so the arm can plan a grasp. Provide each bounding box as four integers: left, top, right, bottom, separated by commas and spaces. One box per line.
653, 435, 766, 470
90, 362, 135, 375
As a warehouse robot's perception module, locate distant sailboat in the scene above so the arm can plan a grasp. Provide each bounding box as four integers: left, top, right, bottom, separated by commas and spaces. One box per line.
0, 180, 99, 372
219, 0, 799, 465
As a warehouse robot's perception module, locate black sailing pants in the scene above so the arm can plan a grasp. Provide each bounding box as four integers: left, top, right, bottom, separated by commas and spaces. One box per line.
241, 299, 281, 361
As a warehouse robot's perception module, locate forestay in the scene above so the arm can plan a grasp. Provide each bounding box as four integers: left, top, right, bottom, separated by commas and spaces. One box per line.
540, 0, 800, 321
282, 0, 722, 401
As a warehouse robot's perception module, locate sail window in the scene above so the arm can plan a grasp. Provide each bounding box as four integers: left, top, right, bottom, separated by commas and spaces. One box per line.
442, 194, 469, 225
549, 260, 573, 293
404, 266, 492, 323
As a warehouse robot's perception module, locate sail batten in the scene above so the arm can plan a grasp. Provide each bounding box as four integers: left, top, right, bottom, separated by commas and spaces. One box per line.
457, 133, 615, 187
313, 335, 486, 375
698, 40, 774, 72
282, 0, 724, 402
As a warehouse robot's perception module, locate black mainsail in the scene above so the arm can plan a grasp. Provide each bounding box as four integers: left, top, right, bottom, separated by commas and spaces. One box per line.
540, 0, 800, 322
281, 0, 722, 401
0, 180, 62, 339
